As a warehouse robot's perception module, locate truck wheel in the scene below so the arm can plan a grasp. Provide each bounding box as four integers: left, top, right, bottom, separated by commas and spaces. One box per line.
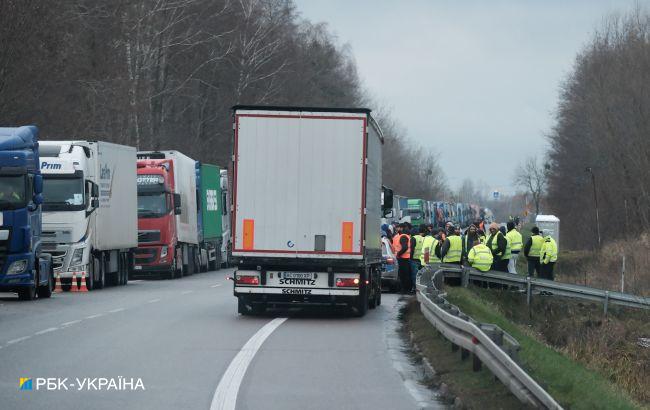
352, 286, 368, 317
95, 256, 105, 289
37, 267, 53, 299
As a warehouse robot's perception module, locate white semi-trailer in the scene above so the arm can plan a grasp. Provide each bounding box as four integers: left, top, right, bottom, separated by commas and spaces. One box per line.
231, 105, 385, 316
39, 141, 137, 289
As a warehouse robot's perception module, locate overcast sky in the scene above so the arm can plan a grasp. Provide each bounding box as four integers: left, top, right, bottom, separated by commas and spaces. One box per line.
295, 0, 637, 195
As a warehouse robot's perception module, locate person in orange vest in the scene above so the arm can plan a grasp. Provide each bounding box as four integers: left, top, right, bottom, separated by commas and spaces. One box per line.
395, 223, 412, 294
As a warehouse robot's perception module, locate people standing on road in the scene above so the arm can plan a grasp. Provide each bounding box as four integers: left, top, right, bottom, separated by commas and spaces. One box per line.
485, 223, 507, 271
440, 225, 462, 265
410, 226, 426, 293
506, 221, 523, 274
421, 228, 440, 266
395, 223, 412, 294
540, 234, 558, 280
462, 224, 480, 262
467, 239, 493, 272
499, 225, 512, 272
523, 226, 544, 277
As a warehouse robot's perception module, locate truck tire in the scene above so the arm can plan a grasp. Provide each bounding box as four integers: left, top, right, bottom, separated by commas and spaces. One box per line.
352, 286, 368, 317
18, 269, 37, 301
95, 255, 105, 289
37, 266, 53, 299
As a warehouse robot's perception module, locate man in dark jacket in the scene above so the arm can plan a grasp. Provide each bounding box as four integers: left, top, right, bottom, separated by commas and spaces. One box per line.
523, 227, 544, 277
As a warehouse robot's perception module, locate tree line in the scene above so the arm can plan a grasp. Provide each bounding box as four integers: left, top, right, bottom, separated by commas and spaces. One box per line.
547, 6, 650, 249
0, 0, 447, 201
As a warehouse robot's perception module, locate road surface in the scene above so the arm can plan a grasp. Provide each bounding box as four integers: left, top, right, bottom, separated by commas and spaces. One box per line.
0, 269, 442, 410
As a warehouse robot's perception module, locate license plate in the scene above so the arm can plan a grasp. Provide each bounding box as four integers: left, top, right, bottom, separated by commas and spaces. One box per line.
134, 266, 142, 270
281, 272, 313, 279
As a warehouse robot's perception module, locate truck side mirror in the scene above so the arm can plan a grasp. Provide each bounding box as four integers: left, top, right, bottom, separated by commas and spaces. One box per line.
34, 175, 43, 195
174, 193, 182, 215
382, 186, 393, 217
91, 198, 99, 208
33, 193, 43, 206
92, 183, 99, 198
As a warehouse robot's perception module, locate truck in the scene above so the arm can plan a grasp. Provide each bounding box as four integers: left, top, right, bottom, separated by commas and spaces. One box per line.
219, 169, 231, 267
406, 198, 428, 228
39, 141, 137, 289
231, 105, 385, 317
133, 151, 199, 278
195, 162, 223, 271
0, 126, 53, 300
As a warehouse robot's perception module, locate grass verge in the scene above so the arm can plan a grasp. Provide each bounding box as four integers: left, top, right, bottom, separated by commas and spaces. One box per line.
444, 287, 645, 409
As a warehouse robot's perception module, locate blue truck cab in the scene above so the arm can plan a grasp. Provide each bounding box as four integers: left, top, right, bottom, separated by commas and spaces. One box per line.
0, 126, 53, 300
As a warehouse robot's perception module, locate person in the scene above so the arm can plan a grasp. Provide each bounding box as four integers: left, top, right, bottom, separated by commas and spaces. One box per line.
499, 225, 512, 272
410, 226, 426, 292
506, 221, 523, 274
523, 227, 544, 277
540, 234, 558, 280
391, 223, 403, 254
462, 224, 480, 262
440, 225, 462, 265
395, 223, 412, 293
420, 228, 440, 266
485, 223, 507, 271
467, 239, 493, 272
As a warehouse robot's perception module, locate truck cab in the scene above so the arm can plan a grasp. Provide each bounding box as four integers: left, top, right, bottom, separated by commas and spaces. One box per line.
133, 159, 182, 277
39, 143, 98, 281
0, 126, 53, 300
406, 198, 427, 227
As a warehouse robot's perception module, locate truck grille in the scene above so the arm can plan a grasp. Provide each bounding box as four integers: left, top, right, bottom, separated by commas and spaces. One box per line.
49, 250, 67, 271
134, 248, 157, 264
138, 230, 161, 244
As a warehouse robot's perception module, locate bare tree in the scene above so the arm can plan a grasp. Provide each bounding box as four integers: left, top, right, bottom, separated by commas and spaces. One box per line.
514, 156, 548, 216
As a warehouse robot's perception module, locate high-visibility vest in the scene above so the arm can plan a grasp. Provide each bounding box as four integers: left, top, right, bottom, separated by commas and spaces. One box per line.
397, 234, 411, 259
541, 237, 558, 264
503, 234, 511, 260
506, 229, 523, 252
413, 235, 425, 260
443, 235, 462, 263
392, 234, 400, 254
421, 236, 440, 265
529, 235, 544, 258
486, 231, 504, 254
468, 244, 493, 272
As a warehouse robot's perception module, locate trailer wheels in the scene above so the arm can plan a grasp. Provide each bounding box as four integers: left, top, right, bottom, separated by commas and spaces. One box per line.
352, 286, 368, 317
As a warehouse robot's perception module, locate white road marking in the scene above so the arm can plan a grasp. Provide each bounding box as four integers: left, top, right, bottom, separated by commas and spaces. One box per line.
181, 290, 193, 295
147, 298, 161, 303
7, 335, 31, 344
85, 314, 103, 319
210, 318, 288, 410
130, 280, 143, 282
34, 327, 58, 336
211, 284, 222, 288
60, 320, 81, 327
108, 308, 125, 313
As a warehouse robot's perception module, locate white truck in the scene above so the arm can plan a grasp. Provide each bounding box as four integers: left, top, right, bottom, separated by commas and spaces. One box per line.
39, 141, 137, 289
231, 105, 385, 317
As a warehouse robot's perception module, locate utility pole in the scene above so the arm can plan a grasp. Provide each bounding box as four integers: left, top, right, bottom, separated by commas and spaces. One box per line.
585, 167, 601, 248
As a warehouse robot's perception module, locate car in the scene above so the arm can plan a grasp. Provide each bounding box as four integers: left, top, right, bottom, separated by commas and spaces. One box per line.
380, 236, 399, 292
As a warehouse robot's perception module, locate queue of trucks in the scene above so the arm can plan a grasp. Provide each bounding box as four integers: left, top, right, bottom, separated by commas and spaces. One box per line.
387, 195, 493, 229
0, 126, 231, 298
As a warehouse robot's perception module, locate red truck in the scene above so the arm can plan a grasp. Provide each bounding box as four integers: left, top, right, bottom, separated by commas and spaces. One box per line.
132, 151, 200, 278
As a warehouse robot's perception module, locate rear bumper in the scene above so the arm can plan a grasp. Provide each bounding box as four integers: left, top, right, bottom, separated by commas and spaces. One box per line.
236, 291, 360, 307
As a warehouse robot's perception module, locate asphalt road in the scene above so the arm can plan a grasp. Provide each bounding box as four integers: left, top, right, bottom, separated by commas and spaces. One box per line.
0, 269, 443, 410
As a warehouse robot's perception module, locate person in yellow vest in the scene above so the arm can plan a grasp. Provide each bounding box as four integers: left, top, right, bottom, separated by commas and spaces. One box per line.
440, 226, 462, 265
420, 228, 440, 266
467, 239, 493, 272
485, 223, 507, 271
410, 226, 427, 293
506, 221, 523, 274
523, 226, 544, 277
540, 235, 558, 280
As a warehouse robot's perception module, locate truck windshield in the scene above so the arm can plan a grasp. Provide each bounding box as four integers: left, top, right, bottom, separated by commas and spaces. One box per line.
408, 209, 423, 220
138, 193, 169, 218
0, 175, 27, 209
42, 176, 85, 211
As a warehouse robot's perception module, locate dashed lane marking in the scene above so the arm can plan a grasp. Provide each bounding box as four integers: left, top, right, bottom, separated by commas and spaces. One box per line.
7, 336, 31, 344
86, 314, 104, 319
181, 290, 194, 295
211, 284, 222, 288
147, 298, 161, 303
60, 320, 81, 327
34, 327, 58, 336
108, 308, 125, 313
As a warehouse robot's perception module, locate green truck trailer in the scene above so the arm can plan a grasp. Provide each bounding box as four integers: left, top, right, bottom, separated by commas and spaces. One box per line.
196, 163, 223, 271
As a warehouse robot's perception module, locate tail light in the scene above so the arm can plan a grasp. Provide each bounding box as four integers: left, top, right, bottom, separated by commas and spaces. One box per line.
336, 277, 360, 287
235, 275, 259, 285
386, 257, 395, 265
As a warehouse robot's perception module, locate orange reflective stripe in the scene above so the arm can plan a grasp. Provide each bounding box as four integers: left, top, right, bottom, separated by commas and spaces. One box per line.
342, 221, 354, 252
242, 219, 255, 250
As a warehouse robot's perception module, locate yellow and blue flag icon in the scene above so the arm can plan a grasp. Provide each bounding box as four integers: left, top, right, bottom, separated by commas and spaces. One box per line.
19, 378, 32, 390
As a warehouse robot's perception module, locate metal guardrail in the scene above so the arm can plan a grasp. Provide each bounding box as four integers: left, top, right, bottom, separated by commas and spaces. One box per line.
416, 265, 563, 409
438, 265, 650, 312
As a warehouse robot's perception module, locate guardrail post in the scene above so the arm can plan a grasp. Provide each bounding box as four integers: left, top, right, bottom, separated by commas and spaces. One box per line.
461, 347, 469, 361
462, 267, 469, 288
604, 291, 609, 316
472, 353, 482, 372
451, 342, 459, 352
